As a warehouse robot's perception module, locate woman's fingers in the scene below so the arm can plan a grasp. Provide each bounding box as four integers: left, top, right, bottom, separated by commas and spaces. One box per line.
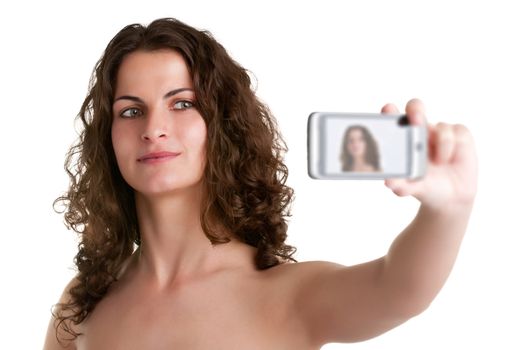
452, 123, 476, 163
405, 98, 427, 126
431, 122, 456, 164
382, 99, 427, 126
381, 99, 478, 206
381, 103, 399, 114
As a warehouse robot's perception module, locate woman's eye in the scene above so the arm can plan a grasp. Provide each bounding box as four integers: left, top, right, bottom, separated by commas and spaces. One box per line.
173, 100, 194, 110
120, 108, 142, 118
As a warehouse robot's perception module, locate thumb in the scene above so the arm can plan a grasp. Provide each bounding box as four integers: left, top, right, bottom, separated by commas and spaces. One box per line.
385, 178, 425, 198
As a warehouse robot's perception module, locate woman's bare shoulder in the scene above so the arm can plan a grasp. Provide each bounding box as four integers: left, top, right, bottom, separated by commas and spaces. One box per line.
264, 260, 345, 287
271, 260, 344, 273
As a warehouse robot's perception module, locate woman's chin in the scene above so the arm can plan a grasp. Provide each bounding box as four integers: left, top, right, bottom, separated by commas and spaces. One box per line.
133, 178, 203, 198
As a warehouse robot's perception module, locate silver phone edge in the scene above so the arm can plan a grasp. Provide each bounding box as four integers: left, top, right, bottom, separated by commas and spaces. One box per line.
409, 125, 428, 180
307, 112, 321, 179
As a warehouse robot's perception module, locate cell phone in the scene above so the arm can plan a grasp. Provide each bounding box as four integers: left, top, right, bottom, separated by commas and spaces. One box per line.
308, 112, 427, 180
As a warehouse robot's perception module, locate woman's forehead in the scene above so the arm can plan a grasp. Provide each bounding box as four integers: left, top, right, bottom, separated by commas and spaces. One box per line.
114, 49, 192, 95
349, 128, 363, 136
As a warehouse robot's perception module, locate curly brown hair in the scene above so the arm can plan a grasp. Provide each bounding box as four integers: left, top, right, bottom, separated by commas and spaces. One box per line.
52, 17, 296, 342
340, 125, 381, 171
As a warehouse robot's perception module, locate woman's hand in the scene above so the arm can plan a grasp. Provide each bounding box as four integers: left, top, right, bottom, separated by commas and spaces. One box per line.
382, 99, 478, 210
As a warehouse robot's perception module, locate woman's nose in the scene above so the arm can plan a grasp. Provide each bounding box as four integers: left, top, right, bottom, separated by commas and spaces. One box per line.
141, 109, 168, 141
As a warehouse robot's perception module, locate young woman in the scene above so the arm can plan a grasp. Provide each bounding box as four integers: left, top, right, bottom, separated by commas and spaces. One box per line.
44, 18, 478, 350
340, 125, 381, 172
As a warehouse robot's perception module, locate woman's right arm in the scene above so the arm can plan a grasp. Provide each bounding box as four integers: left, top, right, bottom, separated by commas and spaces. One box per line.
43, 277, 78, 350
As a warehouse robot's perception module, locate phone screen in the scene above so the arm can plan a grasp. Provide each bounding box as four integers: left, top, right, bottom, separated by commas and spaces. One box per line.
311, 113, 414, 179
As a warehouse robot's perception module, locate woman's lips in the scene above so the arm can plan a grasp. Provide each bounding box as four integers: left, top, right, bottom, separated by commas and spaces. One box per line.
137, 151, 181, 163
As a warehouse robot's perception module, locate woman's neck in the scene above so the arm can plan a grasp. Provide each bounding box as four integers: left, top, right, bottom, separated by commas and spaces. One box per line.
353, 154, 366, 165
133, 185, 226, 288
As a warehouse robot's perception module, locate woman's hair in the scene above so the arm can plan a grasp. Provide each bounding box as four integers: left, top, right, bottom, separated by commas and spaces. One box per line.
53, 17, 296, 342
340, 125, 381, 171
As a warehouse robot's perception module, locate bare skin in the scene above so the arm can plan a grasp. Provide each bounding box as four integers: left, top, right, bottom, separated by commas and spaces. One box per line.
351, 162, 375, 172
44, 49, 477, 349
74, 243, 316, 350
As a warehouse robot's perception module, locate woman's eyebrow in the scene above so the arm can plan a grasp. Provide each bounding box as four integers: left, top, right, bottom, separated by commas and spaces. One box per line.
113, 87, 194, 104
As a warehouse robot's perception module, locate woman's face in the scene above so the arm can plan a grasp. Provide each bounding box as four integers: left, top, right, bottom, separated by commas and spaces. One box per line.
346, 128, 367, 158
111, 49, 207, 196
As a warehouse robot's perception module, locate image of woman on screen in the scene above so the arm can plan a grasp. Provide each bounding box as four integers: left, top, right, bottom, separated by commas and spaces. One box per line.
340, 125, 381, 172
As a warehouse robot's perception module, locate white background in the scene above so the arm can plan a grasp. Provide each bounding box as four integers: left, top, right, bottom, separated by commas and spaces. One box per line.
1, 1, 526, 349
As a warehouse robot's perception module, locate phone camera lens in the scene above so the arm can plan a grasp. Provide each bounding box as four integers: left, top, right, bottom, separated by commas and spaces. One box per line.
398, 115, 410, 126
